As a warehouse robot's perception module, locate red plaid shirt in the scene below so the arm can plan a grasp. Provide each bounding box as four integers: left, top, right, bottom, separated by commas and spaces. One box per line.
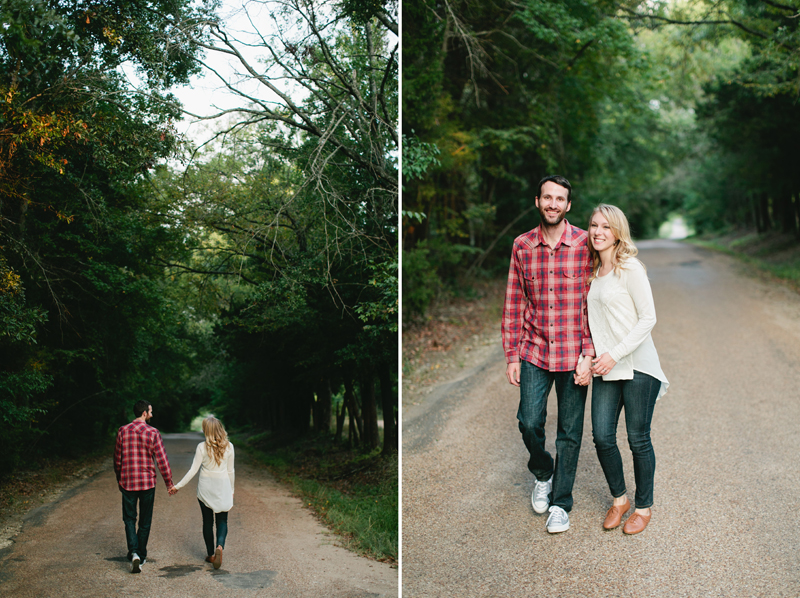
501, 220, 595, 371
114, 420, 173, 491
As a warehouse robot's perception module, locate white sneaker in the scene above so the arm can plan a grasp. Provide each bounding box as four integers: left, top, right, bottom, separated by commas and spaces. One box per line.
131, 553, 141, 574
546, 506, 570, 533
531, 477, 552, 514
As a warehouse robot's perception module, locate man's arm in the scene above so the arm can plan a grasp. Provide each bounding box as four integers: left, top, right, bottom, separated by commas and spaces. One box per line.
113, 428, 123, 484
151, 432, 174, 490
501, 242, 527, 379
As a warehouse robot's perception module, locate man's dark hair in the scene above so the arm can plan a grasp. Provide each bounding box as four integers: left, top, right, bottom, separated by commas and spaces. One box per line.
537, 175, 572, 203
133, 400, 151, 419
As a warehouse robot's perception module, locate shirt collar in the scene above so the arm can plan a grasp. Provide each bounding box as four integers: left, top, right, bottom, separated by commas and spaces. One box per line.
533, 220, 576, 248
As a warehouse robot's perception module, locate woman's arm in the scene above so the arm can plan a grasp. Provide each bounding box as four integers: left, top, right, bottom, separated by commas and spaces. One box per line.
227, 444, 235, 495
173, 443, 204, 490
608, 260, 657, 363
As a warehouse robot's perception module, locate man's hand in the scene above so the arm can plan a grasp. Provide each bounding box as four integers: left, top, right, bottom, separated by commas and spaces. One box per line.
573, 356, 592, 386
592, 352, 617, 376
168, 485, 178, 496
506, 362, 521, 387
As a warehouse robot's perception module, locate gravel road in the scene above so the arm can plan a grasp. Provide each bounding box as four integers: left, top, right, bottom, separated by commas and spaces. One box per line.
402, 240, 800, 598
0, 433, 397, 598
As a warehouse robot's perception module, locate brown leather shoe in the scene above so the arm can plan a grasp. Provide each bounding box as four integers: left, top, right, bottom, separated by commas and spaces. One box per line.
205, 556, 215, 563
623, 511, 651, 535
603, 497, 630, 530
213, 546, 223, 569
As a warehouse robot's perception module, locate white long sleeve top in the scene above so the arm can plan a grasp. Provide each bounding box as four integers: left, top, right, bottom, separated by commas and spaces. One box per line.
174, 442, 235, 513
587, 258, 669, 399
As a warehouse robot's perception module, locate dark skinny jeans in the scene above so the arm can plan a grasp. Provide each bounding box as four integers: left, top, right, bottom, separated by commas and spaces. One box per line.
199, 499, 229, 556
591, 370, 660, 509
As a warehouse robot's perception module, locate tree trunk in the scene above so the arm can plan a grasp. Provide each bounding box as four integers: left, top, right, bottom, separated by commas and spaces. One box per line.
344, 378, 361, 446
777, 191, 795, 234
360, 371, 380, 449
294, 389, 312, 434
378, 361, 398, 454
335, 399, 346, 443
760, 193, 772, 231
313, 378, 332, 434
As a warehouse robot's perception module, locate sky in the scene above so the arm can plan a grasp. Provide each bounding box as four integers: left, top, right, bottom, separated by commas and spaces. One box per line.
169, 0, 272, 142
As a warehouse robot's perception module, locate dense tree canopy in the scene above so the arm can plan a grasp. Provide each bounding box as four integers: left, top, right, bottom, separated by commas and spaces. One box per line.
0, 0, 398, 476
402, 0, 800, 318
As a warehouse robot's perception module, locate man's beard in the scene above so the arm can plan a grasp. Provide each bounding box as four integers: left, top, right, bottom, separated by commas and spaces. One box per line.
538, 205, 567, 228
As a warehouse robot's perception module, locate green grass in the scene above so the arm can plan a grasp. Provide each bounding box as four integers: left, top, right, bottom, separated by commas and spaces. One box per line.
687, 231, 800, 289
232, 431, 398, 565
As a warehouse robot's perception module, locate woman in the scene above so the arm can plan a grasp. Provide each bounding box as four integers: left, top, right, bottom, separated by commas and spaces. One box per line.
584, 204, 668, 535
174, 416, 235, 568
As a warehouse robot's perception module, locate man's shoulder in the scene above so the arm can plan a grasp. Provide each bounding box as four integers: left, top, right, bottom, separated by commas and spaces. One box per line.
118, 421, 136, 434
121, 420, 161, 438
565, 222, 589, 244
513, 227, 541, 249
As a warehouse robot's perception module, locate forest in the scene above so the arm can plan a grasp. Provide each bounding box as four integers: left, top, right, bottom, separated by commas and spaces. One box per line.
402, 0, 800, 318
0, 0, 398, 498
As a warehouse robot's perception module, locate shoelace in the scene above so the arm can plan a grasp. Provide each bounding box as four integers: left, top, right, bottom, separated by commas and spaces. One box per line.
548, 506, 567, 523
534, 481, 549, 501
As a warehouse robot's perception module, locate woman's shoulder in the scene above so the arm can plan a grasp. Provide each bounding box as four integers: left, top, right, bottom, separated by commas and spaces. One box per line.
620, 256, 645, 271
619, 257, 647, 278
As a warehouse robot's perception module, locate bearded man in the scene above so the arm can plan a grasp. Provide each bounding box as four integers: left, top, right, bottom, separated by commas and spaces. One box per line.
501, 175, 595, 534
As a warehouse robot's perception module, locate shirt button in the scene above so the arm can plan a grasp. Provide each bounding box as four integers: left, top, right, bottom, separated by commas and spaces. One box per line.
550, 340, 554, 344
549, 288, 553, 291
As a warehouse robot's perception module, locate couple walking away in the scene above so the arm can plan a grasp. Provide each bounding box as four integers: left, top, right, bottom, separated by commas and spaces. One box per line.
502, 175, 669, 535
113, 401, 235, 573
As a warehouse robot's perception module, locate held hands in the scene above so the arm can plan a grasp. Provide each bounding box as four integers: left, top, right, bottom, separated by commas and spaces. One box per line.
591, 353, 617, 377
168, 485, 178, 496
573, 356, 592, 386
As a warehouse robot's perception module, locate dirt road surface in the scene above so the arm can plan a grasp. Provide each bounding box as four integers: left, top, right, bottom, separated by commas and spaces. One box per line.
402, 240, 800, 597
0, 433, 397, 598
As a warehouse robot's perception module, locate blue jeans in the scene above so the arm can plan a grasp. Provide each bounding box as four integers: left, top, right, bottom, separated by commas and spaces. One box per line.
199, 499, 229, 556
121, 487, 155, 560
518, 360, 588, 513
591, 371, 660, 509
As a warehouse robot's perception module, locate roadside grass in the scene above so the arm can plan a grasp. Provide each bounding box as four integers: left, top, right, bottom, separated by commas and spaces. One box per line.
232, 431, 398, 565
687, 229, 800, 290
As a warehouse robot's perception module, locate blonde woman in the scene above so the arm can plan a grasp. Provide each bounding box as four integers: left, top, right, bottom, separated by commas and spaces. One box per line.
584, 204, 668, 535
173, 416, 235, 568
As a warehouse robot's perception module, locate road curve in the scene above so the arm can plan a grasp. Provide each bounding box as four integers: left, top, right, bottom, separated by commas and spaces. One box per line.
402, 240, 800, 597
0, 433, 397, 598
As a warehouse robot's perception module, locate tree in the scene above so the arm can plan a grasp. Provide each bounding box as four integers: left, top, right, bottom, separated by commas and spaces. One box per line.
0, 0, 209, 472
157, 0, 399, 452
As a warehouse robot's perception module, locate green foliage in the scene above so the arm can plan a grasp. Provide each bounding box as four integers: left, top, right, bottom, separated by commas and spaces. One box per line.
0, 0, 209, 473
401, 246, 439, 317
402, 0, 800, 316
0, 0, 398, 483
402, 134, 441, 186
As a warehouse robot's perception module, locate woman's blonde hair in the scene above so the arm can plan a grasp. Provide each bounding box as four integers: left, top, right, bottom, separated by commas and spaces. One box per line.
202, 416, 229, 466
588, 204, 640, 282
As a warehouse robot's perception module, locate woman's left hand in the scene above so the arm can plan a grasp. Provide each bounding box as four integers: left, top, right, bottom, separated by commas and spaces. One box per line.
592, 353, 617, 376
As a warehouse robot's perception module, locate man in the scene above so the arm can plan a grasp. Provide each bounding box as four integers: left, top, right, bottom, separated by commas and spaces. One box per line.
113, 400, 176, 573
501, 175, 594, 534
